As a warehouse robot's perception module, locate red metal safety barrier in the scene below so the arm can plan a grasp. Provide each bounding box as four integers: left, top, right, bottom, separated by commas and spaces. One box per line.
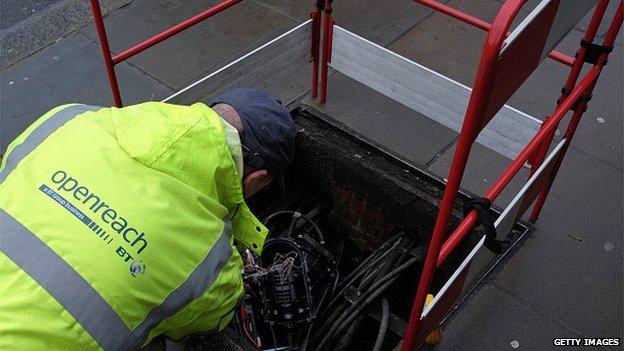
528, 0, 611, 170
89, 0, 622, 349
307, 0, 621, 349
89, 0, 244, 107
397, 2, 623, 350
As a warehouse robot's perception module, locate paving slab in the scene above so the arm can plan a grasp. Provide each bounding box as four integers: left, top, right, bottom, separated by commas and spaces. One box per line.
505, 29, 623, 171
0, 0, 132, 70
0, 32, 172, 152
163, 16, 312, 110
388, 0, 535, 87
438, 284, 580, 351
81, 0, 296, 90
427, 142, 530, 209
254, 0, 444, 46
249, 0, 309, 23
492, 148, 623, 338
384, 0, 587, 138
1, 0, 62, 29
303, 72, 457, 166
576, 0, 624, 47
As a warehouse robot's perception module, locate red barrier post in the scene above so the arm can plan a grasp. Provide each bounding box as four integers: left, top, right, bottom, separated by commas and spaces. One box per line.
89, 0, 123, 107
319, 0, 333, 103
529, 0, 610, 170
310, 0, 323, 98
401, 2, 527, 350
530, 1, 623, 221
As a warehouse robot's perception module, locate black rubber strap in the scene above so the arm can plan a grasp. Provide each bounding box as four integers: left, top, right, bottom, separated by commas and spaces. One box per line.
463, 197, 503, 254
580, 39, 613, 64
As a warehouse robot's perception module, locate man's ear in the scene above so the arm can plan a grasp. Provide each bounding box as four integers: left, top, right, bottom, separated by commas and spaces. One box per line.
243, 170, 272, 198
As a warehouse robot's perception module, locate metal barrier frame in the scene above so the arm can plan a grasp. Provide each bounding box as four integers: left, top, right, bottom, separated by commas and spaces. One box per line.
89, 0, 622, 349
89, 0, 244, 107
311, 1, 620, 349
310, 0, 621, 349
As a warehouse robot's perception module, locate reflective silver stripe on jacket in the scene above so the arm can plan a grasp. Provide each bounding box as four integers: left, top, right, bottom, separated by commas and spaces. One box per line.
0, 103, 235, 349
129, 219, 233, 349
1, 209, 233, 350
0, 209, 130, 350
0, 104, 100, 184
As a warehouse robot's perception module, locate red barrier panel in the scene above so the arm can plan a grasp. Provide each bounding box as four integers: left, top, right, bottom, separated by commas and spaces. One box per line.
398, 1, 622, 350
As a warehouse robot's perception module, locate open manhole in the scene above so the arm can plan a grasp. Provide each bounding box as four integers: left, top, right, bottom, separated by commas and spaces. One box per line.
165, 106, 529, 351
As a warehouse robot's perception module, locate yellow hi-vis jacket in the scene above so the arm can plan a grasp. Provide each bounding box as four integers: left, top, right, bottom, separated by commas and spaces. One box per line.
0, 102, 269, 350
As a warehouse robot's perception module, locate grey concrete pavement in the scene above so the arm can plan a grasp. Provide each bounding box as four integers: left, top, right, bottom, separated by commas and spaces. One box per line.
434, 284, 580, 351
1, 32, 173, 151
0, 0, 132, 70
80, 0, 297, 90
492, 147, 623, 338
1, 0, 62, 29
383, 0, 624, 347
0, 0, 621, 349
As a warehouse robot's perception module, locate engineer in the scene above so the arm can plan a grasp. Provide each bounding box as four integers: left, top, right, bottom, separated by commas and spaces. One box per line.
0, 88, 297, 350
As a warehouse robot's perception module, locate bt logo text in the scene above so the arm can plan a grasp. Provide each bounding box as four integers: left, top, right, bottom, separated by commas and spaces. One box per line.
553, 338, 620, 347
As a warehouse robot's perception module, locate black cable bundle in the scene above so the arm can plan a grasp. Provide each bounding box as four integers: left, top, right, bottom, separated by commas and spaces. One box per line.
251, 207, 338, 349
304, 231, 419, 351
